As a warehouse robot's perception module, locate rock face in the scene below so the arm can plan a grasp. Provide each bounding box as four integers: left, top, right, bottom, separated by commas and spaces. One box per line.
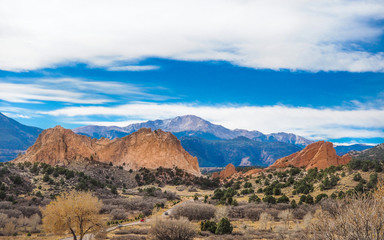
14, 126, 201, 176
269, 141, 351, 170
211, 172, 219, 179
219, 164, 237, 179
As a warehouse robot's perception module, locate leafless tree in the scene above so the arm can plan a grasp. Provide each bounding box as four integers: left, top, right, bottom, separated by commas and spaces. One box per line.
149, 217, 196, 240
259, 212, 273, 230
172, 202, 215, 221
309, 184, 384, 240
278, 209, 293, 229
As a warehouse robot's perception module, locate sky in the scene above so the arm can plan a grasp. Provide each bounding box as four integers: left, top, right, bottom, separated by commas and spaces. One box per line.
0, 0, 384, 145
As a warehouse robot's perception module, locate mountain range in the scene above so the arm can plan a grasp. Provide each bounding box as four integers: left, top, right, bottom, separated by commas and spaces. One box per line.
0, 113, 42, 161
350, 143, 384, 161
334, 144, 373, 156
74, 115, 314, 146
74, 115, 313, 167
0, 113, 375, 167
179, 136, 302, 167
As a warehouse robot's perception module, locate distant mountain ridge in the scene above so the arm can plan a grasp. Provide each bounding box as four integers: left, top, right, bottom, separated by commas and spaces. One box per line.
74, 115, 313, 146
350, 143, 384, 161
73, 115, 311, 167
179, 136, 302, 167
0, 113, 375, 168
334, 144, 373, 156
0, 113, 42, 161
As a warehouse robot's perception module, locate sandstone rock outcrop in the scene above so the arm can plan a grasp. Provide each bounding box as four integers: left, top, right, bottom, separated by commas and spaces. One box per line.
14, 126, 201, 176
243, 168, 263, 176
219, 163, 237, 179
269, 141, 351, 170
211, 172, 219, 179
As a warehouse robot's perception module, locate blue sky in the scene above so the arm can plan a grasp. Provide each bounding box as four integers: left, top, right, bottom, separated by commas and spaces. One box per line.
0, 0, 384, 145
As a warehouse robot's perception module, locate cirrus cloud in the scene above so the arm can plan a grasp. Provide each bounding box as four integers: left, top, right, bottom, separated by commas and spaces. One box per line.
0, 78, 173, 104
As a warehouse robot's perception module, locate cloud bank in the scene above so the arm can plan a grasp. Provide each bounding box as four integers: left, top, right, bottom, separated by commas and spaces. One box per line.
40, 102, 384, 141
0, 0, 383, 72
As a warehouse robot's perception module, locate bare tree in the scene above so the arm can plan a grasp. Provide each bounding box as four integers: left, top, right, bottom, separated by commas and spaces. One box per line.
0, 213, 8, 229
17, 216, 29, 232
3, 221, 16, 236
259, 212, 273, 230
214, 206, 228, 222
149, 217, 196, 240
309, 181, 384, 240
278, 209, 293, 229
41, 190, 104, 240
29, 213, 41, 232
302, 212, 312, 229
172, 203, 215, 221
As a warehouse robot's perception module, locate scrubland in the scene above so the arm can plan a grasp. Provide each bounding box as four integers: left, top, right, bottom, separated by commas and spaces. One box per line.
0, 158, 383, 239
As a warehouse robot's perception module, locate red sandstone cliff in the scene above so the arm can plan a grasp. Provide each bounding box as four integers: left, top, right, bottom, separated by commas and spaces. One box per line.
218, 163, 237, 179
14, 126, 201, 176
269, 141, 351, 170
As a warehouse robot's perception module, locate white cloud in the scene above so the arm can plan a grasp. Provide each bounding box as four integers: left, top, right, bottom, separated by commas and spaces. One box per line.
40, 102, 384, 140
0, 0, 383, 72
0, 82, 107, 104
107, 65, 160, 71
2, 112, 31, 119
72, 120, 145, 127
333, 141, 377, 146
0, 78, 172, 104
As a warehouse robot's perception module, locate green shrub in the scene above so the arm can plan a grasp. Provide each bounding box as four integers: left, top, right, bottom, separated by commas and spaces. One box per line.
12, 176, 22, 185
355, 182, 364, 193
353, 173, 362, 182
263, 195, 276, 204
315, 193, 328, 203
43, 174, 50, 182
111, 186, 118, 194
273, 187, 281, 196
215, 218, 233, 235
277, 195, 289, 203
305, 195, 314, 204
248, 194, 261, 203
201, 220, 217, 233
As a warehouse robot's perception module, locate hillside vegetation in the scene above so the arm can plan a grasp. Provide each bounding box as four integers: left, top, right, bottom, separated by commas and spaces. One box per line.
0, 154, 383, 239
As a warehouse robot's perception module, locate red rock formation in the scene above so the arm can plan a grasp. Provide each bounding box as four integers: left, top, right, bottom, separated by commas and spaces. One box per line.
211, 172, 219, 179
14, 126, 201, 176
269, 141, 351, 170
243, 168, 263, 176
219, 163, 237, 179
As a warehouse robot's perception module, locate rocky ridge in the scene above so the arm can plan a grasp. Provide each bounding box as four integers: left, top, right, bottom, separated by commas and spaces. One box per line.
14, 126, 201, 176
269, 141, 351, 170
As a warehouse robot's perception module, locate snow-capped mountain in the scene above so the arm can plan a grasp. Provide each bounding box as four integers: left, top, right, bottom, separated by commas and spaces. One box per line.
74, 115, 311, 146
